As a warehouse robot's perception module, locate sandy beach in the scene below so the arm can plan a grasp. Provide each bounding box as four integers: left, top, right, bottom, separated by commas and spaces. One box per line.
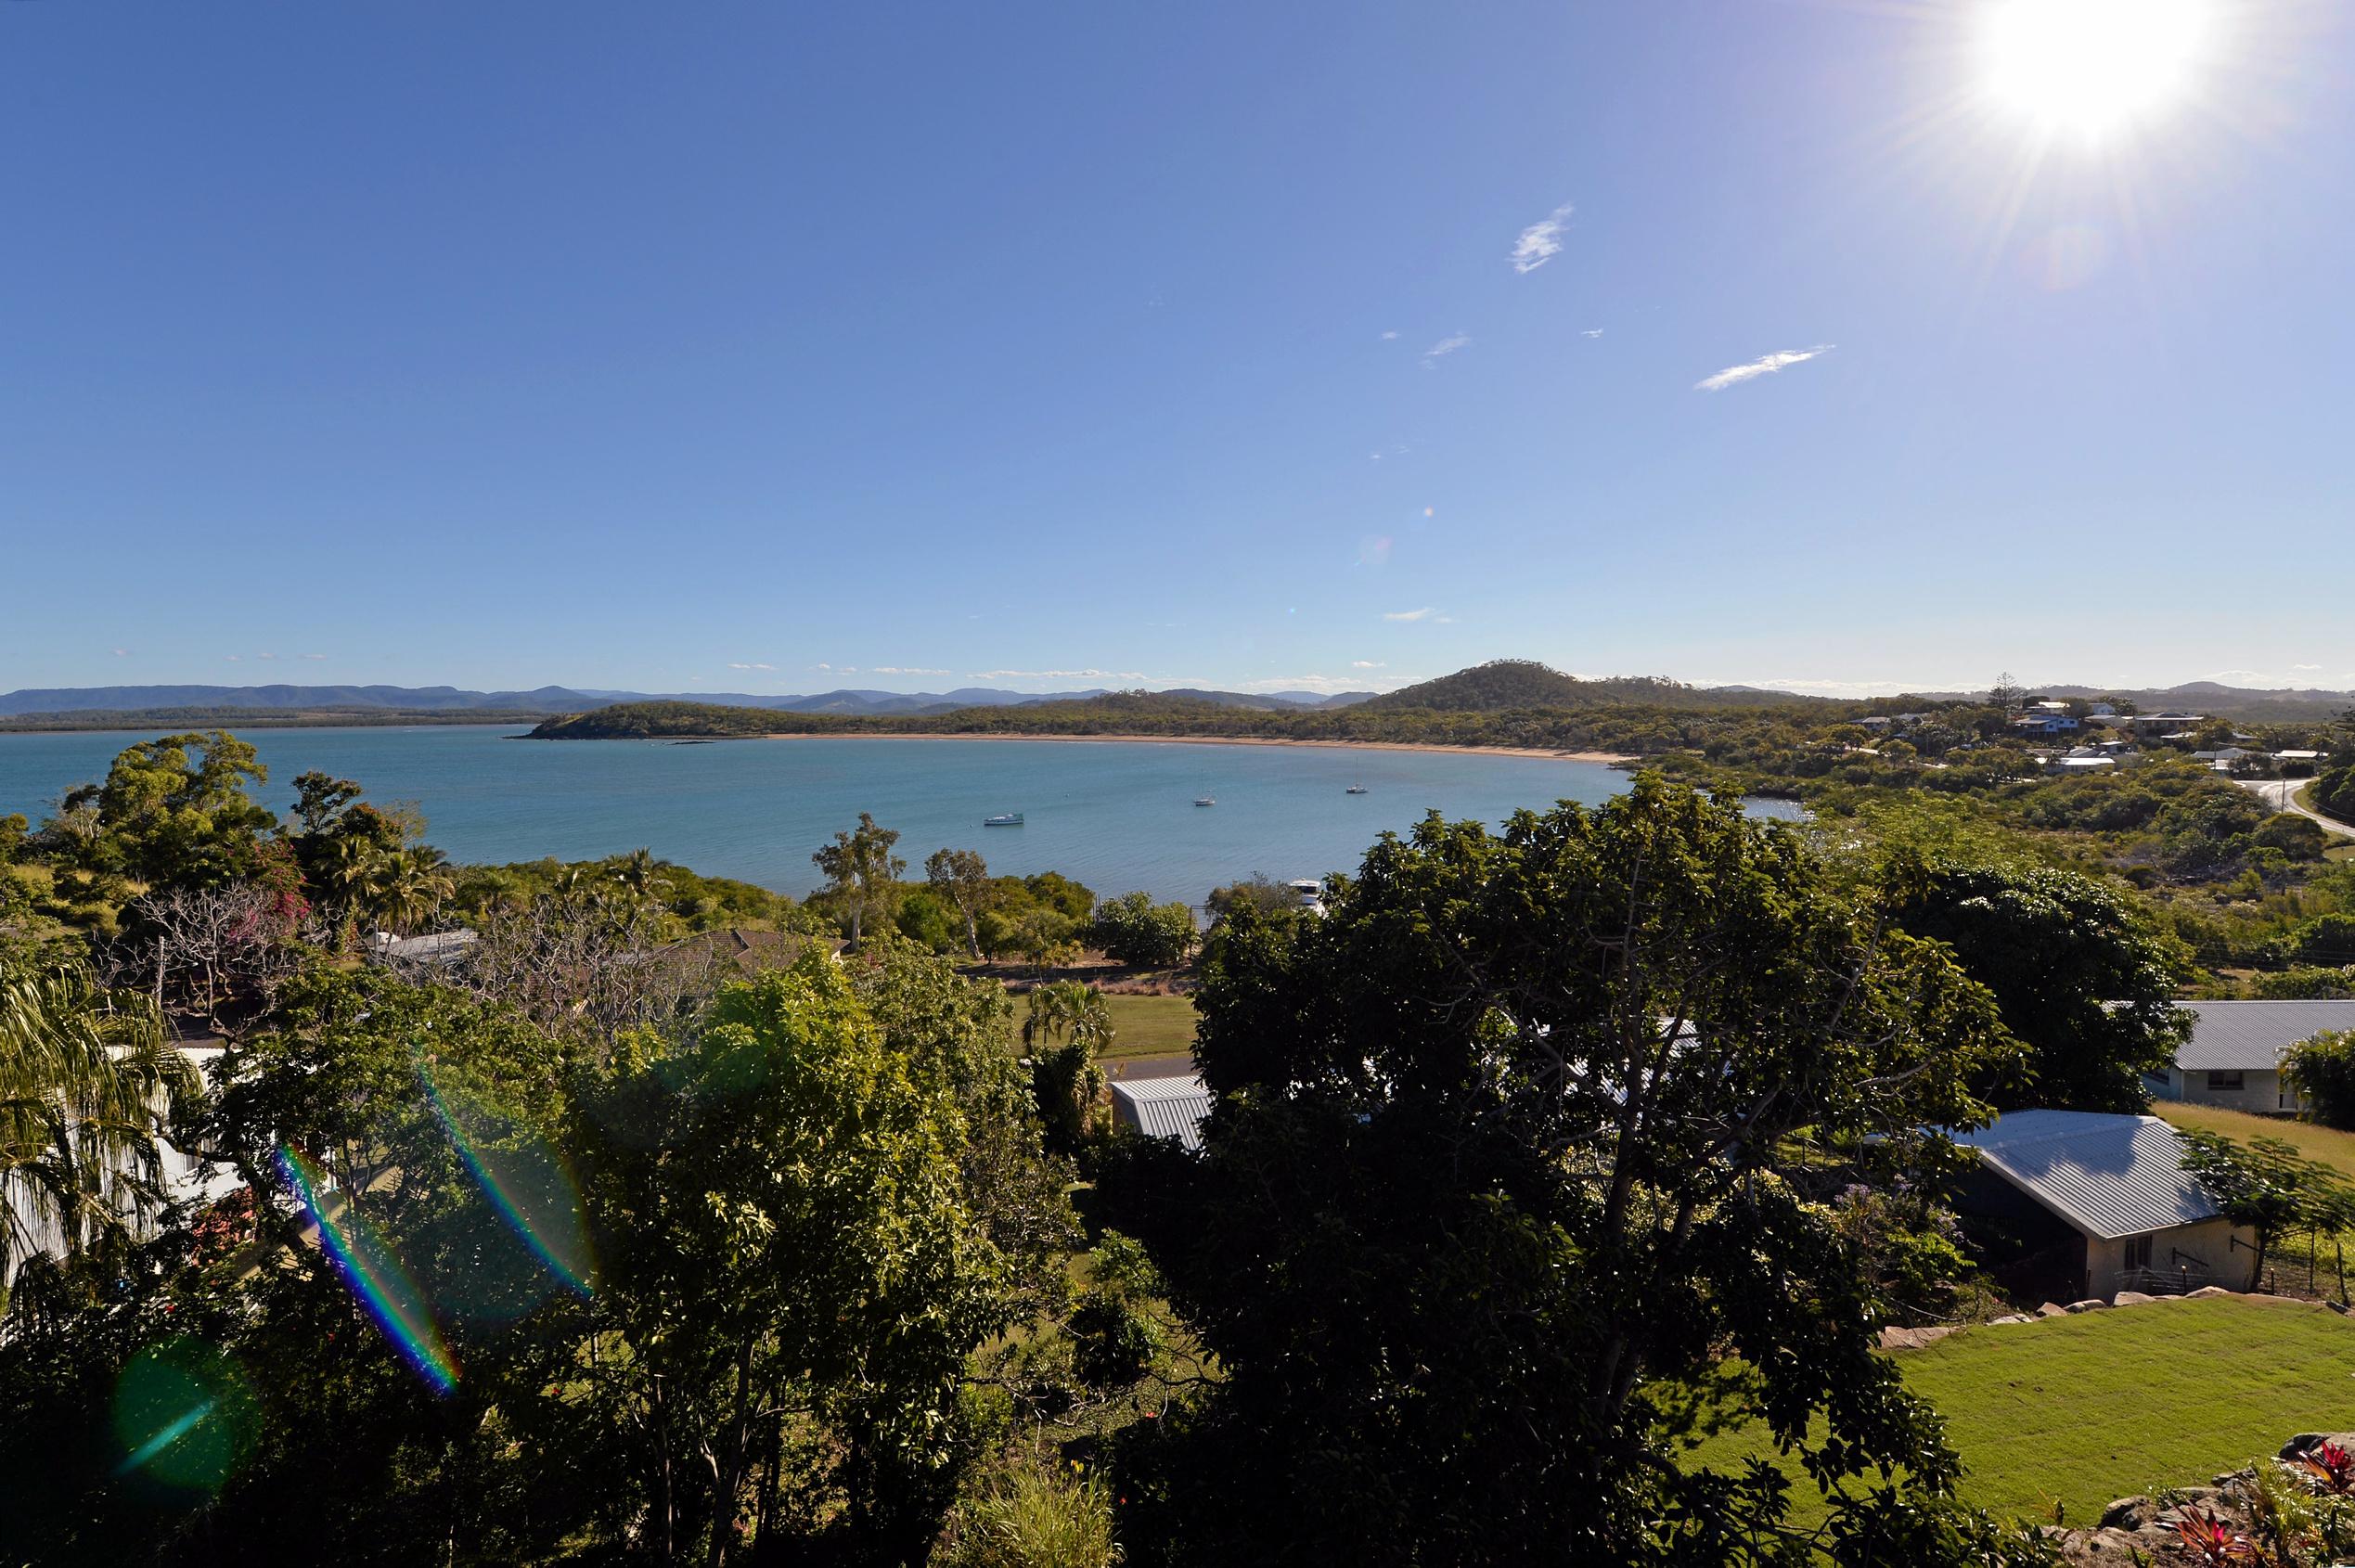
726, 731, 1639, 765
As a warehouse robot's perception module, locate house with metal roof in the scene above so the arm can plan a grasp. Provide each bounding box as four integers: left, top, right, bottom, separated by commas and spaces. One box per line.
1110, 1073, 1213, 1152
1950, 1110, 2256, 1300
2146, 1000, 2355, 1116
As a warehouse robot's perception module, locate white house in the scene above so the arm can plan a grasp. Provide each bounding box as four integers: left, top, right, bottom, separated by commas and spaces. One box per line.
2146, 999, 2355, 1115
1950, 1110, 2257, 1298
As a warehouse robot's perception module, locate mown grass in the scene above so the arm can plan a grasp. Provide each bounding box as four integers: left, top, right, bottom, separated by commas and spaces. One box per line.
2155, 1101, 2355, 1183
1093, 993, 1198, 1060
1683, 1296, 2355, 1527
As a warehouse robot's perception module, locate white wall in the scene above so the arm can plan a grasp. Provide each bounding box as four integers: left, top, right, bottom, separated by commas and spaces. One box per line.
2084, 1217, 2257, 1297
2152, 1066, 2304, 1115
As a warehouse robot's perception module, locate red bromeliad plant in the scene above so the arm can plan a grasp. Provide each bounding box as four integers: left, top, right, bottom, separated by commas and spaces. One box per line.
2298, 1439, 2355, 1496
2174, 1508, 2256, 1563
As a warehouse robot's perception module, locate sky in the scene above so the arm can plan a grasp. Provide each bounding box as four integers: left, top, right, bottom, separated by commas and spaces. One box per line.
4, 1, 2353, 700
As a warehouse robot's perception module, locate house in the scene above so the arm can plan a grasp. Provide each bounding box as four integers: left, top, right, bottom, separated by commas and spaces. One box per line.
2127, 711, 2207, 735
2013, 713, 2080, 737
1950, 1110, 2256, 1299
1110, 1073, 1213, 1151
2147, 999, 2355, 1114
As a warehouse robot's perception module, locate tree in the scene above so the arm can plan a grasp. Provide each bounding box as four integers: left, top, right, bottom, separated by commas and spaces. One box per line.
1880, 855, 2188, 1112
66, 732, 276, 889
2178, 1131, 2350, 1286
1203, 872, 1299, 924
1, 953, 199, 1310
814, 813, 906, 948
926, 847, 994, 958
2284, 1031, 2355, 1130
1023, 982, 1113, 1156
1988, 672, 2027, 713
1090, 891, 1197, 968
1105, 779, 2025, 1564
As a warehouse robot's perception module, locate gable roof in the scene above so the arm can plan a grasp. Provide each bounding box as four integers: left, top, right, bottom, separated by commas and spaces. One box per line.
2175, 1000, 2355, 1072
1110, 1073, 1213, 1152
1951, 1111, 2222, 1240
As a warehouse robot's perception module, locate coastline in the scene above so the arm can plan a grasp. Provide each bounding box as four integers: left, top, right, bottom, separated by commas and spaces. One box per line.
679, 731, 1640, 765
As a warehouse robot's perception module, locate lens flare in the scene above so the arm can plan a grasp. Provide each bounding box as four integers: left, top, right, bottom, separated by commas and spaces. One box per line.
420, 1068, 597, 1296
111, 1338, 255, 1492
273, 1147, 458, 1394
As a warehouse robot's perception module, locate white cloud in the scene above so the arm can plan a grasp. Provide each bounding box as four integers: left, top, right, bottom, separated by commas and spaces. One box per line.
301, 652, 328, 661
2294, 662, 2322, 672
727, 662, 777, 671
971, 668, 1146, 682
1696, 344, 1834, 392
257, 651, 278, 661
1380, 330, 1398, 341
814, 662, 833, 671
870, 666, 950, 676
1511, 201, 1575, 274
111, 647, 130, 657
1383, 607, 1452, 623
224, 654, 241, 662
1582, 328, 1604, 338
1351, 660, 1385, 669
1421, 333, 1470, 367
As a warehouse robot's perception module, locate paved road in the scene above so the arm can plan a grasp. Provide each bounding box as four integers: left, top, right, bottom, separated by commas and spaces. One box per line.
2241, 778, 2355, 841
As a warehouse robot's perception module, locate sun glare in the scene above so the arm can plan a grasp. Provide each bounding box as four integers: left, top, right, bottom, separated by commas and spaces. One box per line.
1981, 0, 2213, 139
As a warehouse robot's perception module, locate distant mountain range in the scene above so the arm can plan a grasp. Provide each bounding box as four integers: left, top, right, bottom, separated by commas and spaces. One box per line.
0, 682, 1376, 721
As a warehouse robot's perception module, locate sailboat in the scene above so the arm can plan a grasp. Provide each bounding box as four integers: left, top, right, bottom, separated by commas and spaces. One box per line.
1193, 795, 1216, 807
1345, 784, 1368, 794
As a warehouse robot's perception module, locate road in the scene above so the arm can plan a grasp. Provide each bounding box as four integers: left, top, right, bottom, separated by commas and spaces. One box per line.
2241, 778, 2355, 842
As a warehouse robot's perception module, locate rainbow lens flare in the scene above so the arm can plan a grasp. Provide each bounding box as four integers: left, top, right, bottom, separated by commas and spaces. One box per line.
420, 1068, 597, 1297
273, 1147, 458, 1394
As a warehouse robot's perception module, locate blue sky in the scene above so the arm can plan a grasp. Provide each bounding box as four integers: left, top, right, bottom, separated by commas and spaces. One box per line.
5, 1, 2351, 699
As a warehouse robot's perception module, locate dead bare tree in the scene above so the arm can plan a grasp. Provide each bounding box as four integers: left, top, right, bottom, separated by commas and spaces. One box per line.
116, 881, 308, 1036
424, 890, 725, 1050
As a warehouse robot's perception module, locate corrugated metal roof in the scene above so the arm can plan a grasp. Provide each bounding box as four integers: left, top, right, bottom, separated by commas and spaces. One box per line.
1951, 1111, 2221, 1240
2176, 1000, 2355, 1071
1110, 1074, 1213, 1152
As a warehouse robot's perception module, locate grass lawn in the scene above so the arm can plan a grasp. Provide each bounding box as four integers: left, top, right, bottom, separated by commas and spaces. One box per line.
2155, 1102, 2355, 1183
1685, 1297, 2355, 1526
1095, 992, 1198, 1060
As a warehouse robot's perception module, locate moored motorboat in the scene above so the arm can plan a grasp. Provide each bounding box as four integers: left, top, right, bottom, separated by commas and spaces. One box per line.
1345, 784, 1368, 793
984, 812, 1024, 827
1193, 796, 1216, 807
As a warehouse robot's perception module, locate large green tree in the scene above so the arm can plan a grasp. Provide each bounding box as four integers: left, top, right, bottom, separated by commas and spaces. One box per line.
1106, 779, 2034, 1566
1880, 856, 2188, 1112
64, 732, 277, 889
814, 813, 907, 947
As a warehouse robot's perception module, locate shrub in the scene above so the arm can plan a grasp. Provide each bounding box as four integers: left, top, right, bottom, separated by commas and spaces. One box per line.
943, 1459, 1123, 1568
1089, 893, 1196, 968
2252, 968, 2355, 1001
2285, 1031, 2355, 1129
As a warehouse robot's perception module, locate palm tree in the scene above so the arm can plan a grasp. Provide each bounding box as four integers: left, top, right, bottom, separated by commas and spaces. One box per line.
1, 954, 199, 1308
1022, 981, 1115, 1057
1022, 982, 1113, 1155
612, 846, 668, 901
374, 848, 456, 937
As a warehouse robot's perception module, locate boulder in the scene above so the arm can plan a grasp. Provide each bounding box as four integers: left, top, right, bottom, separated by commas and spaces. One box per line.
2280, 1432, 2355, 1461
2097, 1495, 2152, 1530
2038, 1301, 2071, 1317
1988, 1313, 2037, 1326
2111, 1291, 2159, 1306
2185, 1285, 2234, 1299
2065, 1298, 2110, 1313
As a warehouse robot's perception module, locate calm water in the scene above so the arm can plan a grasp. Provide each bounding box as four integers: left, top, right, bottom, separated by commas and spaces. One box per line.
0, 726, 1796, 906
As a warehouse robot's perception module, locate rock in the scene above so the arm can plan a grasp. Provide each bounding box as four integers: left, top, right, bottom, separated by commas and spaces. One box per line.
2065, 1297, 2110, 1313
2097, 1495, 2152, 1530
2038, 1301, 2071, 1317
2185, 1285, 2233, 1299
2280, 1432, 2355, 1461
1877, 1324, 1961, 1351
2111, 1291, 2159, 1306
1988, 1313, 2037, 1326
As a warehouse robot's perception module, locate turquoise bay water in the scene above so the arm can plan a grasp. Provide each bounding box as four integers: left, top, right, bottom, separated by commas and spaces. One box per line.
0, 727, 1795, 906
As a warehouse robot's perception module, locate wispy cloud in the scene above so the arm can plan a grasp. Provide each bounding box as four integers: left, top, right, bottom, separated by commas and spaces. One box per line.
1382, 607, 1452, 623
223, 654, 241, 662
1379, 329, 1398, 341
1351, 660, 1385, 669
257, 651, 278, 661
727, 662, 777, 671
1421, 333, 1470, 368
1582, 328, 1604, 338
2294, 662, 2322, 672
1511, 201, 1575, 274
971, 668, 1146, 682
870, 666, 949, 676
300, 652, 328, 661
111, 647, 130, 657
1696, 344, 1834, 392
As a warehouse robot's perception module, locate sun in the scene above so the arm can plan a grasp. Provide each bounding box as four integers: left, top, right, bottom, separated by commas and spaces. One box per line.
1980, 0, 2214, 139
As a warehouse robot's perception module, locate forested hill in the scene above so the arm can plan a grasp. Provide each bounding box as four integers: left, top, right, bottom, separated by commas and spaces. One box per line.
527, 679, 1858, 754
1358, 660, 1804, 713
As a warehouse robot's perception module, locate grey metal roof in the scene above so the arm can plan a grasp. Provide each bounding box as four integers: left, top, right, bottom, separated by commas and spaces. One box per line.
1110, 1074, 1213, 1152
1951, 1111, 2222, 1240
2175, 1001, 2355, 1072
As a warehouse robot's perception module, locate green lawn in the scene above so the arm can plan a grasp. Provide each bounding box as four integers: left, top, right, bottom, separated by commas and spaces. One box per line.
1685, 1297, 2355, 1526
1096, 992, 1198, 1060
2155, 1101, 2355, 1182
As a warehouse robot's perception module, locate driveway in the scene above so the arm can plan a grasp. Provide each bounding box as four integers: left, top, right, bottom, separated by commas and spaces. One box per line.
2240, 778, 2355, 842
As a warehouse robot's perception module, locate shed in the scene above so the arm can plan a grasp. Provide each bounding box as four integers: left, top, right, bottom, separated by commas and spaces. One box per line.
1110, 1073, 1213, 1152
1950, 1110, 2255, 1299
2148, 999, 2355, 1115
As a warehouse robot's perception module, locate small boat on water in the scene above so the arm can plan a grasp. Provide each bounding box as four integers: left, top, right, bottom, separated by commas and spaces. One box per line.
1193, 796, 1216, 807
1345, 784, 1368, 794
984, 813, 1024, 827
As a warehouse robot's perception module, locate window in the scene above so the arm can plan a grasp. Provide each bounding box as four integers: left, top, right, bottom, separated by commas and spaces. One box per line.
2122, 1235, 2152, 1271
2207, 1070, 2246, 1092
